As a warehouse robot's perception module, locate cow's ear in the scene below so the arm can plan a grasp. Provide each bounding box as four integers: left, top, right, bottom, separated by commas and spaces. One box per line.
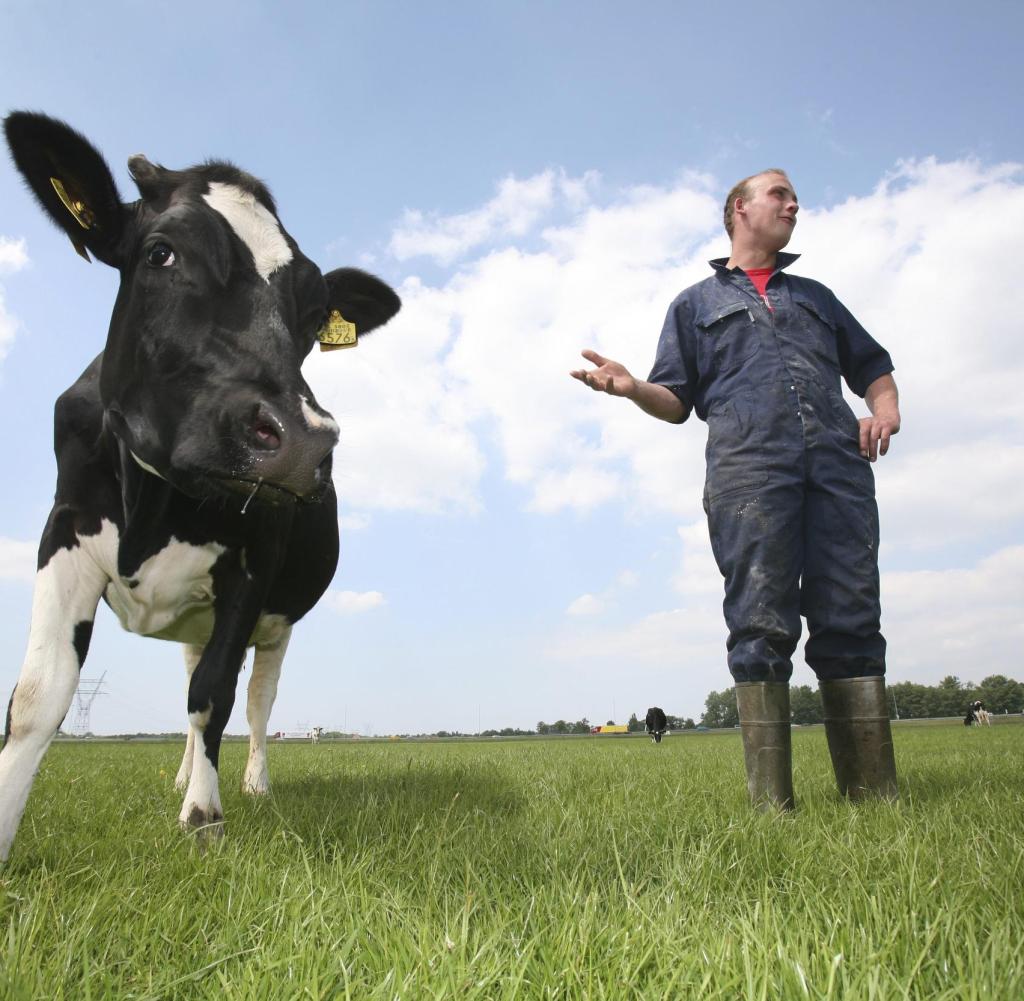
323, 268, 401, 336
3, 112, 125, 266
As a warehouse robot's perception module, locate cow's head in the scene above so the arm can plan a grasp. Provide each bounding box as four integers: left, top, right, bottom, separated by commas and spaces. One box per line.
4, 112, 400, 505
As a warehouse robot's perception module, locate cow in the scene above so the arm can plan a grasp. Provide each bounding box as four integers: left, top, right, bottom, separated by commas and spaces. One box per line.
0, 112, 400, 860
964, 700, 991, 727
310, 726, 324, 744
645, 706, 668, 744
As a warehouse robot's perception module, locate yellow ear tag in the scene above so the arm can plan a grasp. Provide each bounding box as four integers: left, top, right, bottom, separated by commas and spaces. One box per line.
50, 177, 96, 230
318, 310, 358, 352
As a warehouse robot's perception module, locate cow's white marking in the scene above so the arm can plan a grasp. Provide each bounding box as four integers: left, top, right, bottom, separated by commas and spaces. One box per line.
99, 528, 226, 642
300, 396, 339, 435
180, 707, 223, 830
81, 521, 288, 649
242, 624, 291, 795
0, 540, 108, 860
174, 644, 204, 791
202, 182, 293, 282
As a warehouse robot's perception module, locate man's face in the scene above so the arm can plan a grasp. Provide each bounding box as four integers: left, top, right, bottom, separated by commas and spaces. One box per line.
736, 172, 799, 251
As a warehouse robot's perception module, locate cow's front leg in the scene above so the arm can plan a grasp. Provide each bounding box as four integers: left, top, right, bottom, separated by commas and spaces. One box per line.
174, 645, 203, 792
176, 646, 248, 792
242, 626, 291, 796
178, 551, 271, 841
0, 535, 107, 861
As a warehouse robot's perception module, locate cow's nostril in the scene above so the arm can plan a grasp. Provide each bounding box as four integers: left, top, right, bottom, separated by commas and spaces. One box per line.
252, 423, 281, 451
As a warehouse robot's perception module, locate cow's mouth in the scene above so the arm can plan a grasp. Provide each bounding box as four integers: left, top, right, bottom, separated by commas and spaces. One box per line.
216, 476, 305, 509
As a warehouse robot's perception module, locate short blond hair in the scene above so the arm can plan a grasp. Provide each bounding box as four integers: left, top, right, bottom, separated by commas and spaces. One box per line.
723, 169, 790, 239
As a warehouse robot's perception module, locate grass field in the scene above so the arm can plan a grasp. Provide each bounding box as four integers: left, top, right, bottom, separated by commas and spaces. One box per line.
1, 721, 1021, 1000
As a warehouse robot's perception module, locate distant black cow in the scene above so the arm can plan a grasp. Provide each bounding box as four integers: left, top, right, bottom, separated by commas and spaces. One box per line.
645, 706, 668, 744
964, 700, 991, 727
0, 112, 400, 860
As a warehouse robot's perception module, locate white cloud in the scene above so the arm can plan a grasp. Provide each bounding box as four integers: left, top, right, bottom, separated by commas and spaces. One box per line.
338, 512, 371, 533
565, 568, 643, 618
672, 521, 722, 597
875, 443, 1024, 549
0, 236, 30, 364
548, 602, 724, 668
0, 238, 29, 273
0, 537, 37, 583
881, 545, 1024, 685
326, 590, 386, 614
315, 158, 1024, 566
388, 170, 599, 265
566, 593, 603, 616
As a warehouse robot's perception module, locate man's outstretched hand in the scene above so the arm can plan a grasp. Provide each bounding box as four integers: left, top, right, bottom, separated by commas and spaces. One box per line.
569, 349, 687, 423
570, 350, 638, 398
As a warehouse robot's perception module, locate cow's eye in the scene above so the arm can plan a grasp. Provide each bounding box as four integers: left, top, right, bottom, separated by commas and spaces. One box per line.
146, 243, 175, 268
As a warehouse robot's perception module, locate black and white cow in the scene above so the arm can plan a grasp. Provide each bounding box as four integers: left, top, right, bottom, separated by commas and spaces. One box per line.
645, 706, 668, 744
0, 113, 400, 859
964, 700, 991, 727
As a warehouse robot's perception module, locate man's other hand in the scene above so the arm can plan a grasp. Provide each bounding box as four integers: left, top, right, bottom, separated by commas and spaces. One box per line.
861, 373, 901, 461
859, 412, 900, 461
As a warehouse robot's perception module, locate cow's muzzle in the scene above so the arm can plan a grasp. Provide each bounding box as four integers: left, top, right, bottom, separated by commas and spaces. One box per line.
230, 400, 338, 503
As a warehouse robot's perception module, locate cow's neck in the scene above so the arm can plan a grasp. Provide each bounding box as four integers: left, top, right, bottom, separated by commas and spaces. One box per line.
112, 437, 295, 583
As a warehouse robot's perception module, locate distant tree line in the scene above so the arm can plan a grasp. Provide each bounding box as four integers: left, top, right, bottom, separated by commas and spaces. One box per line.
699, 674, 1024, 728
534, 714, 696, 735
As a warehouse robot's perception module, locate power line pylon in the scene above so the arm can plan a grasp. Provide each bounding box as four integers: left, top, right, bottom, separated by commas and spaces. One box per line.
69, 672, 107, 736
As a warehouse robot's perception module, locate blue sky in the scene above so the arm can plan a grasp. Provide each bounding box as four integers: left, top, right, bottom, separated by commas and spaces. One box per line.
1, 1, 1022, 735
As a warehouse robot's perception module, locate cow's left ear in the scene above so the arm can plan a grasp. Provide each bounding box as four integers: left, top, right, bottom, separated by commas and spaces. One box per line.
3, 112, 125, 266
323, 268, 401, 336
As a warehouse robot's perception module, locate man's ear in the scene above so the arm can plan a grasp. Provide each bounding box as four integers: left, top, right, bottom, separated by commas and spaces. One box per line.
323, 268, 401, 336
3, 111, 126, 266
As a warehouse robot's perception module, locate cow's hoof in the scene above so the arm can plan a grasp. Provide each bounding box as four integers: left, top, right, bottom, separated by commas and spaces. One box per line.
180, 804, 225, 847
241, 777, 270, 796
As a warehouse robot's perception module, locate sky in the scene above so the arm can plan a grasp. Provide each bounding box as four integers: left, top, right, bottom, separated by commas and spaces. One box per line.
0, 0, 1022, 736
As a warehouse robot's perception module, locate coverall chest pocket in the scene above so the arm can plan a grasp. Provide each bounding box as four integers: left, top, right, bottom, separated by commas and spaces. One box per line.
793, 296, 841, 369
697, 301, 760, 375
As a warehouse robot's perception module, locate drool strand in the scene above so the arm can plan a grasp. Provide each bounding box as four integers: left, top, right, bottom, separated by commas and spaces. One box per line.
240, 477, 263, 515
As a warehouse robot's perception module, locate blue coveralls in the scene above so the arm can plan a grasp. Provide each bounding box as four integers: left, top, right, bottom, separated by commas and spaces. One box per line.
648, 254, 895, 683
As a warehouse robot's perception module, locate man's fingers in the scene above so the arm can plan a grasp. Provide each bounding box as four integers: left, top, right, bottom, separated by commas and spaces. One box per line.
581, 349, 607, 366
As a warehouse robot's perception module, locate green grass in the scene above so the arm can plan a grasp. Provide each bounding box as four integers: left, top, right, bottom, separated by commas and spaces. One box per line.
1, 721, 1022, 999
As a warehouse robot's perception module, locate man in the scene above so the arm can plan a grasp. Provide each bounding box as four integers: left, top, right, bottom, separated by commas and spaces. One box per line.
571, 170, 900, 809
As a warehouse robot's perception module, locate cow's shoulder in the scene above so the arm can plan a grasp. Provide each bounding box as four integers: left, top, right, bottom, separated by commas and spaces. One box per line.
52, 354, 121, 522
37, 356, 121, 570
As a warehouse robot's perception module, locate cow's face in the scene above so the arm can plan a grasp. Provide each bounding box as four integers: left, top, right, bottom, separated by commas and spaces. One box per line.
4, 113, 400, 506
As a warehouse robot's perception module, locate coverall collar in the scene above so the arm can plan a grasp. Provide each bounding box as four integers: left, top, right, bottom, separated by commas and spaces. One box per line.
709, 252, 801, 279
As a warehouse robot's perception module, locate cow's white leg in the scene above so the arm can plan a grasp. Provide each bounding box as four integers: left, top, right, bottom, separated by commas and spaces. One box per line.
242, 627, 291, 795
174, 645, 204, 791
178, 649, 247, 833
0, 544, 106, 861
179, 705, 224, 835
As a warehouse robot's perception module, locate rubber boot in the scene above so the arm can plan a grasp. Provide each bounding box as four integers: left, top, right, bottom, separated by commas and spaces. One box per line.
819, 677, 899, 801
734, 682, 795, 811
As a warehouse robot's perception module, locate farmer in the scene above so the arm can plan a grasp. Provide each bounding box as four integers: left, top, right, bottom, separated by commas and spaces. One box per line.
571, 169, 900, 809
